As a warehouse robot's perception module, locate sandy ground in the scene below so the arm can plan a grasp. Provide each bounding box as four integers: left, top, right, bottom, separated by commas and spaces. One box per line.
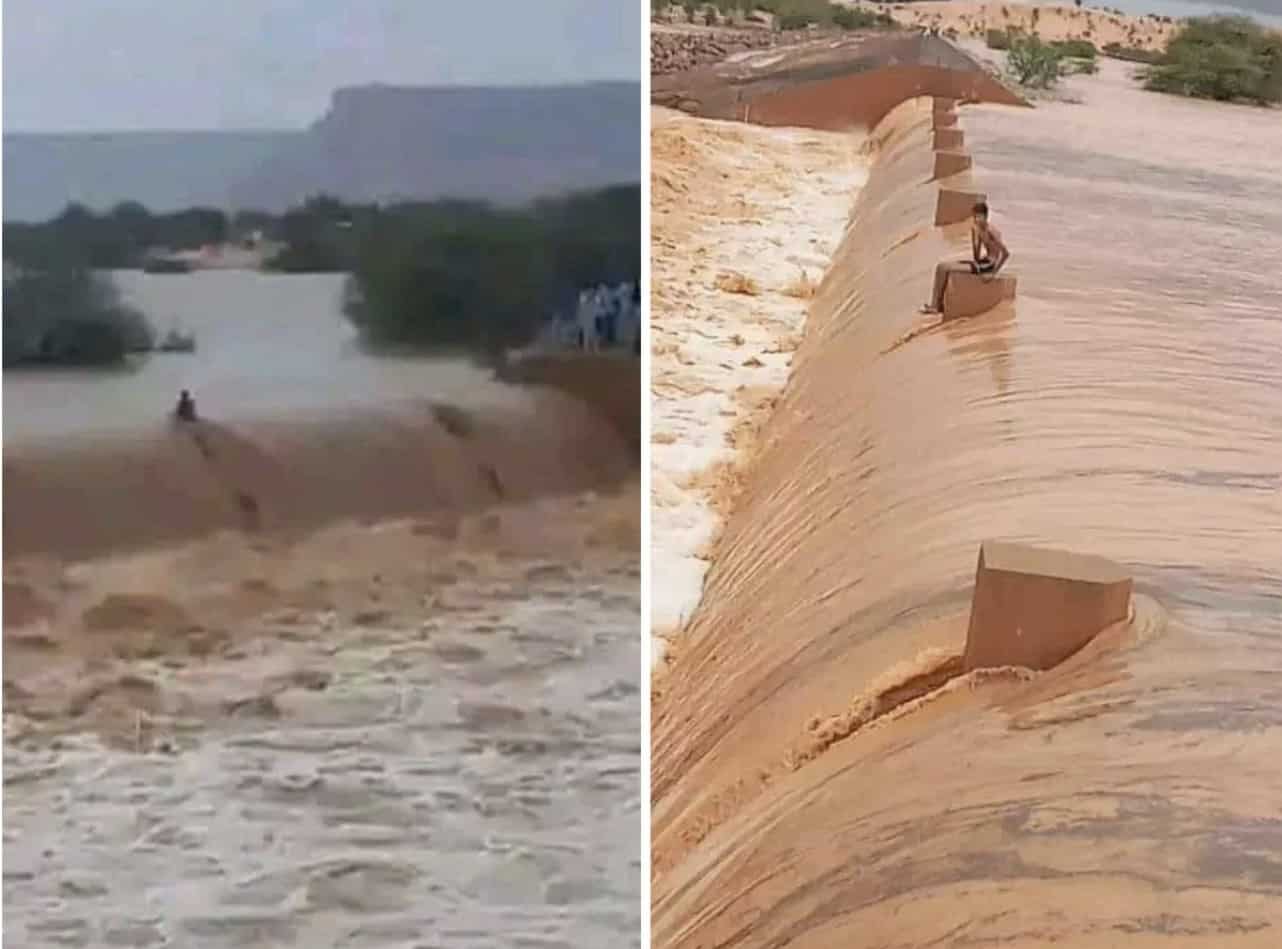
4, 481, 641, 947
649, 107, 866, 671
876, 1, 1178, 50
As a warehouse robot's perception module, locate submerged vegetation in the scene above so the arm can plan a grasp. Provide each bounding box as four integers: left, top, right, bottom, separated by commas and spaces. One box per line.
3, 263, 154, 368
1143, 16, 1282, 105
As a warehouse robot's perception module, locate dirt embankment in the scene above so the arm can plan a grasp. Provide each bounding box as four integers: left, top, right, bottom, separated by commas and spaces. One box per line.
496, 354, 641, 460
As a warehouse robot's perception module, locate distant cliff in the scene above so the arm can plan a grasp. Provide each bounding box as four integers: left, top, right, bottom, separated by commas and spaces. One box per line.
3, 81, 641, 221
227, 82, 641, 211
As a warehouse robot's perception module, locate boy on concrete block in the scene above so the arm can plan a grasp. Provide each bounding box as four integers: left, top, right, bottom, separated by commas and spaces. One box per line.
922, 201, 1010, 314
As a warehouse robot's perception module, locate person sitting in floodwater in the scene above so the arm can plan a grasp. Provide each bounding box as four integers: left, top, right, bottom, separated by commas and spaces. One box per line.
174, 389, 197, 422
922, 200, 1010, 314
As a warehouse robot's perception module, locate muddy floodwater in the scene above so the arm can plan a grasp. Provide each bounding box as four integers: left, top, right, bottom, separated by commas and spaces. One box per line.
4, 481, 641, 947
3, 271, 525, 445
651, 55, 1282, 948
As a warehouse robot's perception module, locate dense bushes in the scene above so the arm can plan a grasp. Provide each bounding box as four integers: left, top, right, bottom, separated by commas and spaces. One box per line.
1103, 42, 1162, 64
1051, 38, 1098, 59
342, 185, 640, 358
830, 6, 895, 30
4, 264, 154, 367
1143, 16, 1282, 105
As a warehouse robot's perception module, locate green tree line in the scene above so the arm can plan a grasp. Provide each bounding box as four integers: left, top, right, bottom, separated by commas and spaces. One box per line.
2, 197, 358, 273
343, 185, 640, 359
3, 185, 640, 366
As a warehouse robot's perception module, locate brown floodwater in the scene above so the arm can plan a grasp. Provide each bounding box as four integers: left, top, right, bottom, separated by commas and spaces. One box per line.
652, 60, 1282, 947
5, 486, 641, 949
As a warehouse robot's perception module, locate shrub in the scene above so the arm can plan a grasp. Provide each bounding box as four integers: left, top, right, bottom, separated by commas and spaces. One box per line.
755, 0, 892, 31
831, 6, 894, 30
1006, 32, 1066, 89
1142, 15, 1282, 105
1052, 38, 1098, 58
778, 13, 816, 30
1103, 42, 1161, 64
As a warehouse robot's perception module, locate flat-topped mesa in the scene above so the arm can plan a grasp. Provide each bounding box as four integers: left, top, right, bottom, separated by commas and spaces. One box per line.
936, 188, 986, 226
963, 541, 1134, 672
942, 270, 1017, 320
933, 150, 972, 180
933, 128, 965, 151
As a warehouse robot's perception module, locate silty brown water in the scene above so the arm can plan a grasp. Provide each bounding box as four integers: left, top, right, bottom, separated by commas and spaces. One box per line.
4, 487, 641, 949
652, 59, 1282, 948
4, 273, 642, 946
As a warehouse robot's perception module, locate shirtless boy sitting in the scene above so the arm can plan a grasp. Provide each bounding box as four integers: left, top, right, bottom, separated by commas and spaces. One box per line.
922, 201, 1010, 314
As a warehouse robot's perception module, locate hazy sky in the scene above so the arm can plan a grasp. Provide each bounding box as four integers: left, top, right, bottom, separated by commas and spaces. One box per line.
3, 0, 641, 132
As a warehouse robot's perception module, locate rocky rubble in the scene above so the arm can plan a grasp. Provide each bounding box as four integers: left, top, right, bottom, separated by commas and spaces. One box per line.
651, 27, 825, 76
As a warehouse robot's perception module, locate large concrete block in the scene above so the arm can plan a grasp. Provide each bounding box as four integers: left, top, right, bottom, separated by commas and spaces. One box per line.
933, 110, 959, 129
963, 541, 1133, 672
932, 97, 957, 114
933, 150, 972, 180
933, 128, 964, 151
942, 270, 1016, 320
935, 188, 986, 226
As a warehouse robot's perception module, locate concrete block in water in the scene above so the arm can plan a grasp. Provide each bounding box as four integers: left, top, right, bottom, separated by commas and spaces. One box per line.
936, 188, 986, 226
933, 150, 972, 180
942, 270, 1016, 320
963, 541, 1133, 672
933, 128, 964, 151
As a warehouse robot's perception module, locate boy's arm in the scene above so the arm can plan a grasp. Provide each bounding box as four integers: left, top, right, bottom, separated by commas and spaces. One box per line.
989, 228, 1011, 275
